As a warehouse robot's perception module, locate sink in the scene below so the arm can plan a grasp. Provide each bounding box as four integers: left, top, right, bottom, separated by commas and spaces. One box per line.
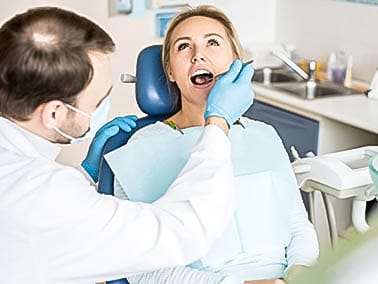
253, 66, 364, 99
253, 67, 303, 83
273, 80, 361, 99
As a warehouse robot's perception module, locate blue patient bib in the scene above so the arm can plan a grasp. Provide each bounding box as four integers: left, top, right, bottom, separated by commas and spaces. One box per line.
105, 119, 297, 274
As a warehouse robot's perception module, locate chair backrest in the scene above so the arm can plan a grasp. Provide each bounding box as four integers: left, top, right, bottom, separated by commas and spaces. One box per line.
98, 44, 177, 195
97, 44, 177, 284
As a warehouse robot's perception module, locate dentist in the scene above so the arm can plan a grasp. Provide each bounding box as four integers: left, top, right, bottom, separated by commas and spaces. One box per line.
0, 6, 254, 284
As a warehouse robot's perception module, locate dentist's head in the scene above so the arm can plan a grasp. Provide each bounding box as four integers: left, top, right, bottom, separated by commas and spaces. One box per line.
0, 7, 115, 143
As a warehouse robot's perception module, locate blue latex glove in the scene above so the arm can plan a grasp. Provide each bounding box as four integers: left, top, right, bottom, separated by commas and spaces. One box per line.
81, 115, 138, 182
204, 59, 254, 126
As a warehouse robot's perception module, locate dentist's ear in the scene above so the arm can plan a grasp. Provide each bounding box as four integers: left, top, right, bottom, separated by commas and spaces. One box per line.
40, 100, 66, 129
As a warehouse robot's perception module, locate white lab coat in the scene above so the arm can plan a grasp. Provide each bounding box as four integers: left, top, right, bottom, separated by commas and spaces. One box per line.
0, 117, 235, 284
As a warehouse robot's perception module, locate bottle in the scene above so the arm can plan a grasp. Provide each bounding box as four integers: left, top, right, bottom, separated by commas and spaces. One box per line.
344, 55, 353, 87
327, 52, 336, 81
331, 51, 347, 85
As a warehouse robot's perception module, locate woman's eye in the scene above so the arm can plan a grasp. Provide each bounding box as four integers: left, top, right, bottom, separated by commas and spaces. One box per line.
177, 42, 189, 51
208, 39, 220, 46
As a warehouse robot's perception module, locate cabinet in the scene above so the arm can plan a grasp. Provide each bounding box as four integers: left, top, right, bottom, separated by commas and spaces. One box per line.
244, 100, 319, 162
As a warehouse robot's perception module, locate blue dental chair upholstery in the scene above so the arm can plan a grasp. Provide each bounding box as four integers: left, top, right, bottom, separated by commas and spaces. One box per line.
97, 44, 178, 284
98, 44, 176, 194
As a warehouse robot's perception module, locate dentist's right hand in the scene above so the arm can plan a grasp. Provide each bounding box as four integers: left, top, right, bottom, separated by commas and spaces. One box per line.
204, 59, 254, 127
82, 115, 137, 182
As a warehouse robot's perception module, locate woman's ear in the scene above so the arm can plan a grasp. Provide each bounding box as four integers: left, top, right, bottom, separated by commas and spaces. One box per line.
167, 66, 176, 82
40, 100, 66, 129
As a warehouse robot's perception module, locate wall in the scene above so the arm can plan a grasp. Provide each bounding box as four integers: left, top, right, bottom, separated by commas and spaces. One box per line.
275, 0, 378, 83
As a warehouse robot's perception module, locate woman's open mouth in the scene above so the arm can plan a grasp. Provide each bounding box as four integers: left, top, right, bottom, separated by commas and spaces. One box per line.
190, 69, 214, 86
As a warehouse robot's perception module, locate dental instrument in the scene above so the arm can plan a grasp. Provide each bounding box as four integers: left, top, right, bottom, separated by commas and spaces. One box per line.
214, 59, 254, 80
293, 146, 378, 246
191, 60, 254, 86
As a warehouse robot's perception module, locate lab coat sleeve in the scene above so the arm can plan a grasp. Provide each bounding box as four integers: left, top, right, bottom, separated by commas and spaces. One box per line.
127, 266, 242, 284
42, 124, 235, 283
77, 164, 97, 186
285, 188, 319, 270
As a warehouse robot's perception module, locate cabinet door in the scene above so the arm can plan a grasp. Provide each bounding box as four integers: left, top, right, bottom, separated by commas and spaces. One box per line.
244, 100, 319, 162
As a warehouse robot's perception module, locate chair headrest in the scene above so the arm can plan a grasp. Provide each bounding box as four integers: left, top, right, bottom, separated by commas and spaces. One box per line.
135, 44, 178, 116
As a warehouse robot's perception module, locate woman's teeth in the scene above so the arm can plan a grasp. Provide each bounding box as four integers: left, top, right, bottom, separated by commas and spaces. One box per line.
190, 69, 214, 85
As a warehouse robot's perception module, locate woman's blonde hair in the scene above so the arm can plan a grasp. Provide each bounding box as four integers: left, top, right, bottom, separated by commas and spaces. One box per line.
162, 5, 244, 109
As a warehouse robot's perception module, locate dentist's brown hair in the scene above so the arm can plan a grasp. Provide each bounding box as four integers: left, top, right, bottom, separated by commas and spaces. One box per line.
0, 7, 115, 121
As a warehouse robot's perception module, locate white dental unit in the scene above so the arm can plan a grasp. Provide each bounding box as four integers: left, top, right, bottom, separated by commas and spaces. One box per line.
293, 146, 378, 246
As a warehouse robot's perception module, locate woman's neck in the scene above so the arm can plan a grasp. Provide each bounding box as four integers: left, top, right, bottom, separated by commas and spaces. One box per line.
166, 103, 206, 129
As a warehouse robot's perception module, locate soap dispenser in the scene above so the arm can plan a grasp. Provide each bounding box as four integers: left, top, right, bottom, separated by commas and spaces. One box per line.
327, 52, 336, 80
344, 55, 353, 87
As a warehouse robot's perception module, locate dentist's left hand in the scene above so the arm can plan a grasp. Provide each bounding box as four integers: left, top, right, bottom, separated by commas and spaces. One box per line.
81, 115, 138, 182
204, 59, 254, 128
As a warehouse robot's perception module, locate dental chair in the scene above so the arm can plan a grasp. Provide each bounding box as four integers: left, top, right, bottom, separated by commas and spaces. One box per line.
97, 44, 177, 284
98, 44, 177, 195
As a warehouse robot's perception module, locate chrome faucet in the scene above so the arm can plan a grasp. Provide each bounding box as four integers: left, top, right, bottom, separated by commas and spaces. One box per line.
270, 50, 316, 82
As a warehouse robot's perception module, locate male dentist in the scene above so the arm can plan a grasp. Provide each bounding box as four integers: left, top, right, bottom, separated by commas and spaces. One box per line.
0, 7, 254, 283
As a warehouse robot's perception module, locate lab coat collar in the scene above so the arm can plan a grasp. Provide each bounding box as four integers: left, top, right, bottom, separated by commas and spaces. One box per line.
0, 116, 61, 161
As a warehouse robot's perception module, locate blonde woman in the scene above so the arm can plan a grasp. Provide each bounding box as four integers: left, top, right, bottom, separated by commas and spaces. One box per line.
115, 5, 319, 284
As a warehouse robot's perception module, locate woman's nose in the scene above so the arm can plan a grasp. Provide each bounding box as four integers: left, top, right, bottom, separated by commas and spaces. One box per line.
191, 55, 206, 64
191, 47, 206, 64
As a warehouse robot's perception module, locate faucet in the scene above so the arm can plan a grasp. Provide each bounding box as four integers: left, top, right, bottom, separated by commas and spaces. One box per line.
270, 50, 316, 81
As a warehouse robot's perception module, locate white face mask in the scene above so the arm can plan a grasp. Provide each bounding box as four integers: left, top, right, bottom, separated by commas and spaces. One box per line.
54, 96, 111, 144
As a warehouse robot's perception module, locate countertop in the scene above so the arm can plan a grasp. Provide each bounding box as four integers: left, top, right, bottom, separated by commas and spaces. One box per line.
253, 83, 378, 135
